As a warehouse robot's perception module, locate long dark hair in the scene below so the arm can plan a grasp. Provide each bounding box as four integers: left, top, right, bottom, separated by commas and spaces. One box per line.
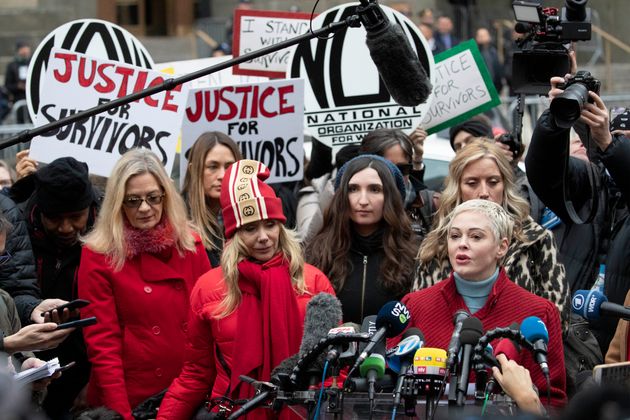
306, 156, 416, 295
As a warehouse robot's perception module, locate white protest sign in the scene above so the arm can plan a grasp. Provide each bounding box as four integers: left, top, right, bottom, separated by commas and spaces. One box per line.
287, 4, 435, 150
29, 48, 187, 177
232, 9, 312, 78
422, 39, 501, 134
181, 78, 304, 184
156, 55, 268, 89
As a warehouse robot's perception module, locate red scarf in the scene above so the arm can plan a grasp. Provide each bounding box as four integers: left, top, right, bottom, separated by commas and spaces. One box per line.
123, 218, 175, 259
231, 253, 303, 399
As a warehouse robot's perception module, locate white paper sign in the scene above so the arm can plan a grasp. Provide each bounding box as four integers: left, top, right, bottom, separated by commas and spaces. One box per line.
29, 48, 187, 177
181, 78, 304, 184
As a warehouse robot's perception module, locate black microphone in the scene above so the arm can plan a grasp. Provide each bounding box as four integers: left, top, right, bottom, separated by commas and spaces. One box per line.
227, 389, 272, 420
357, 0, 432, 107
446, 310, 471, 372
271, 293, 342, 388
391, 327, 424, 407
456, 317, 484, 406
325, 323, 360, 364
351, 301, 411, 372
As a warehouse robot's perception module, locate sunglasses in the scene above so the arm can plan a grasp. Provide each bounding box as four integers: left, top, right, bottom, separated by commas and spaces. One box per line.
0, 250, 11, 266
396, 163, 413, 176
122, 193, 165, 209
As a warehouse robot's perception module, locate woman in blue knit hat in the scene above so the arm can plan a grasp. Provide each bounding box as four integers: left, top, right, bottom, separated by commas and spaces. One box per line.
306, 155, 417, 323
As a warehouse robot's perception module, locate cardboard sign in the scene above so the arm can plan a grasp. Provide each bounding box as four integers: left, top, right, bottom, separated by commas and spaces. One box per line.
287, 4, 435, 150
181, 78, 304, 184
27, 19, 154, 122
156, 55, 268, 89
232, 9, 313, 78
29, 48, 187, 177
422, 39, 501, 134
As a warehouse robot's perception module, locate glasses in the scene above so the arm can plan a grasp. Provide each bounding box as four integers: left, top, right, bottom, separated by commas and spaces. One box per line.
0, 250, 11, 266
122, 193, 165, 209
396, 163, 413, 176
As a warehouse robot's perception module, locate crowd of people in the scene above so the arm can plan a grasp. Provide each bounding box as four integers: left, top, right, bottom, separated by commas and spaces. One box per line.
0, 4, 628, 420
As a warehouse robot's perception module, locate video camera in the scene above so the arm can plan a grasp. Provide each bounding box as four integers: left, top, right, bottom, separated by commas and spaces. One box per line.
511, 0, 593, 95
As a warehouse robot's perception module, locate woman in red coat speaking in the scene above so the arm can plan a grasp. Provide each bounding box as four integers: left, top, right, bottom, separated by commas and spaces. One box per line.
78, 149, 211, 419
158, 160, 334, 419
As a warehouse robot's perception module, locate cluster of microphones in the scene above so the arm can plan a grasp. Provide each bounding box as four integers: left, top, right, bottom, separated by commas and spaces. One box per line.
223, 289, 630, 419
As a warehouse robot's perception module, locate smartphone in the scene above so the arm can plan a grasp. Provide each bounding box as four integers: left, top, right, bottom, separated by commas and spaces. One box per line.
55, 316, 97, 330
610, 107, 630, 131
41, 299, 90, 317
592, 361, 630, 387
53, 361, 76, 374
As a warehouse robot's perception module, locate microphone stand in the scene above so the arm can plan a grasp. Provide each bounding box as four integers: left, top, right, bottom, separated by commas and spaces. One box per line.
0, 15, 362, 151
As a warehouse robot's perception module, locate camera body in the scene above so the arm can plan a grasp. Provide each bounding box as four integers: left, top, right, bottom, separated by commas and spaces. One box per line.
512, 1, 592, 95
496, 133, 522, 161
610, 108, 630, 132
550, 70, 602, 128
557, 70, 601, 99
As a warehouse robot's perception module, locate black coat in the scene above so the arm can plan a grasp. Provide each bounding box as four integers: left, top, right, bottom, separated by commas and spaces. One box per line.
527, 109, 630, 352
0, 192, 40, 325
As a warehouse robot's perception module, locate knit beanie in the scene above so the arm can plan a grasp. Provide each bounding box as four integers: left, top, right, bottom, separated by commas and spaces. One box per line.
220, 160, 286, 239
35, 157, 94, 215
449, 119, 493, 151
334, 154, 406, 201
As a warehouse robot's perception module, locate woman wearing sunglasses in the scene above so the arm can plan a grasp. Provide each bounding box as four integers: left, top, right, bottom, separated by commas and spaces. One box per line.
77, 149, 211, 419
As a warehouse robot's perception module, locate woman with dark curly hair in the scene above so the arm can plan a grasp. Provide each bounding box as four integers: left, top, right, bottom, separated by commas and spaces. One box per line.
306, 155, 417, 323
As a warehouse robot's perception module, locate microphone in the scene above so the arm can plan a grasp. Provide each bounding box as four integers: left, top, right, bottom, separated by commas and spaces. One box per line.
572, 289, 630, 321
227, 389, 272, 420
390, 328, 425, 407
357, 0, 432, 107
271, 293, 342, 388
456, 317, 484, 406
359, 343, 386, 404
446, 310, 471, 372
326, 323, 359, 363
412, 347, 448, 376
351, 301, 411, 372
520, 316, 550, 377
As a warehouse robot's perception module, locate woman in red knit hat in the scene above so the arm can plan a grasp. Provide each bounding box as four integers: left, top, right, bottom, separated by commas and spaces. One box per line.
402, 199, 567, 411
158, 159, 334, 419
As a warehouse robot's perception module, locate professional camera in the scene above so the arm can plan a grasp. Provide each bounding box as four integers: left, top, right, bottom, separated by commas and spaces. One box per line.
496, 133, 523, 161
550, 70, 601, 128
610, 107, 630, 132
511, 0, 593, 95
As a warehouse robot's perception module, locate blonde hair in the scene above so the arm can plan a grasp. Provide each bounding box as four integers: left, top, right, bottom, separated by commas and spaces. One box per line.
447, 199, 513, 245
419, 139, 529, 263
182, 132, 241, 251
215, 223, 307, 318
83, 148, 196, 271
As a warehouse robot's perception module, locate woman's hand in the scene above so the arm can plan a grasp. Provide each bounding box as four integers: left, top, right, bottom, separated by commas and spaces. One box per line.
15, 149, 38, 180
20, 357, 61, 392
492, 354, 544, 415
4, 323, 73, 353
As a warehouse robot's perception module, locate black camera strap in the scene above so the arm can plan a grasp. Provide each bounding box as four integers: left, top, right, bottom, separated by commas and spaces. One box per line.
562, 128, 600, 224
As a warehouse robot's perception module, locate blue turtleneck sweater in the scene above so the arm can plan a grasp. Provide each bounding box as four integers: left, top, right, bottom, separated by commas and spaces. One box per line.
453, 268, 500, 314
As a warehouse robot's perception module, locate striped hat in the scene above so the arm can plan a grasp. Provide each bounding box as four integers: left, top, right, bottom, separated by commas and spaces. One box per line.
220, 160, 286, 239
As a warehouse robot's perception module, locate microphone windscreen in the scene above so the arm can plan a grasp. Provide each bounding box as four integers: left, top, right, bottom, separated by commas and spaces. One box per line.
453, 309, 470, 325
298, 292, 343, 356
375, 301, 411, 338
365, 22, 432, 107
388, 327, 424, 373
520, 316, 549, 344
359, 354, 386, 378
572, 289, 607, 320
459, 317, 484, 345
412, 348, 447, 376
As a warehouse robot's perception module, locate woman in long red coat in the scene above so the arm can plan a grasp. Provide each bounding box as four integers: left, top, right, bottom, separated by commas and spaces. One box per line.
78, 149, 211, 419
158, 159, 334, 419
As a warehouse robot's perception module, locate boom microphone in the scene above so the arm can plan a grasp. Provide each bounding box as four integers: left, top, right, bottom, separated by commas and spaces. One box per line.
357, 0, 432, 106
520, 316, 550, 377
572, 289, 630, 321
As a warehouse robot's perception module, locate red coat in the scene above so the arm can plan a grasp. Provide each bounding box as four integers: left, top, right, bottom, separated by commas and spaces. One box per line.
157, 263, 335, 420
78, 238, 210, 420
401, 269, 567, 408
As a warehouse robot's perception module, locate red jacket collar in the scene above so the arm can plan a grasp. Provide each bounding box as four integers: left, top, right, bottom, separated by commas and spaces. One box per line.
438, 267, 510, 318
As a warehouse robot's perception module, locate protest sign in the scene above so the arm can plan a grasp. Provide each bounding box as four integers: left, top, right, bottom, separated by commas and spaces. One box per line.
422, 39, 501, 134
232, 9, 313, 78
29, 48, 187, 177
181, 78, 304, 184
27, 19, 153, 121
287, 3, 435, 150
156, 55, 268, 89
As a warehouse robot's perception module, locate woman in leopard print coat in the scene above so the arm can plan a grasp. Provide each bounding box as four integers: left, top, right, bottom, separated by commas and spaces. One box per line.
414, 140, 569, 328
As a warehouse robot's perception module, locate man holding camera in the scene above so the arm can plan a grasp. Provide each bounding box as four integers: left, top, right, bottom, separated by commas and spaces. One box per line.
526, 73, 630, 359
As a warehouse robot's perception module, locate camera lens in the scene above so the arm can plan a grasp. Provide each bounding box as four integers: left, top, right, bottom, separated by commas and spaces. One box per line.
550, 82, 590, 128
565, 0, 588, 21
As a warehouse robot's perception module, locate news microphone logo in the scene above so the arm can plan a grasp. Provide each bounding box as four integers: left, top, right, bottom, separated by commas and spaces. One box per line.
572, 293, 585, 311
391, 301, 411, 324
